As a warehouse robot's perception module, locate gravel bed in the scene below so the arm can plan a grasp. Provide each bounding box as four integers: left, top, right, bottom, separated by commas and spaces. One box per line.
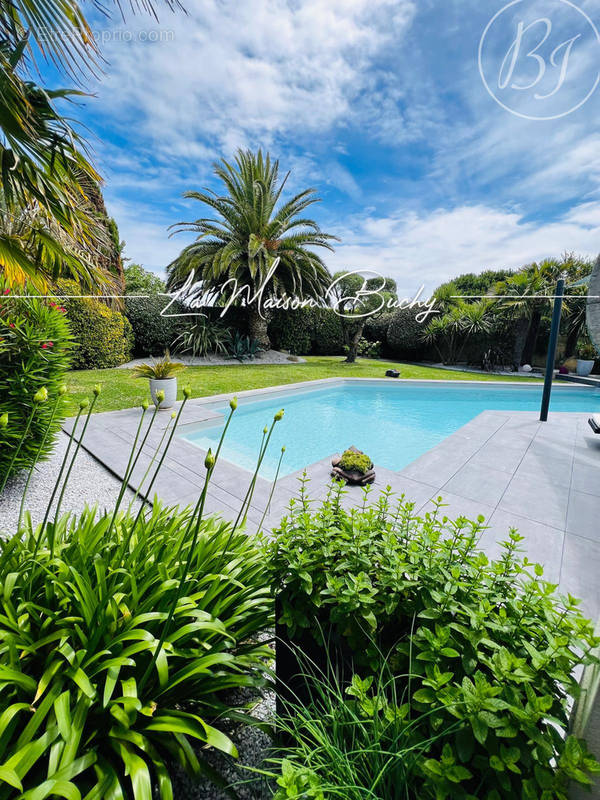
168, 689, 276, 800
119, 350, 305, 369
0, 431, 141, 534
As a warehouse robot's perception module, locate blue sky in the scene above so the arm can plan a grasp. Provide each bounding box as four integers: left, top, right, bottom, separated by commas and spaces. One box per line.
46, 0, 600, 295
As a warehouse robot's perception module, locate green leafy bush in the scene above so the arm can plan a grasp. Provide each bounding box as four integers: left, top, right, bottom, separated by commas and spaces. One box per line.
386, 307, 430, 359
355, 337, 381, 358
125, 296, 186, 358
363, 311, 394, 348
311, 309, 344, 355
338, 449, 373, 474
0, 504, 273, 798
266, 488, 600, 799
0, 281, 72, 482
59, 279, 133, 369
268, 309, 344, 356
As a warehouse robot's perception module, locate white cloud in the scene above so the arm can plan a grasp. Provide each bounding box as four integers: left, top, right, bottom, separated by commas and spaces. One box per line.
94, 0, 416, 156
113, 194, 600, 296
328, 202, 600, 295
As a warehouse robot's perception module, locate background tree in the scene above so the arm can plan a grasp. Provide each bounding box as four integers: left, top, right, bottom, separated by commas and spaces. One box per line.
493, 266, 546, 370
434, 269, 516, 304
167, 149, 337, 348
331, 271, 397, 363
124, 263, 167, 295
558, 253, 595, 357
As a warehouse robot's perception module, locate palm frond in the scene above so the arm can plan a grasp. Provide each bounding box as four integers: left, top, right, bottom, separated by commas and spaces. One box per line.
168, 149, 336, 300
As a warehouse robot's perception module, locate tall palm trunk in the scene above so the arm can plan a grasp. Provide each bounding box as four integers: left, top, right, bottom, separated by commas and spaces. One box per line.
522, 310, 541, 365
565, 317, 585, 358
248, 306, 270, 350
512, 316, 530, 371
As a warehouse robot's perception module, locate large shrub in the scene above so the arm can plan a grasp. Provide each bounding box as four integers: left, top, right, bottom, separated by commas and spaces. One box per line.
0, 504, 273, 798
268, 308, 344, 355
311, 309, 345, 355
268, 309, 313, 354
0, 281, 72, 482
266, 489, 600, 799
386, 307, 430, 359
59, 279, 133, 369
124, 265, 187, 357
125, 296, 186, 358
363, 311, 395, 349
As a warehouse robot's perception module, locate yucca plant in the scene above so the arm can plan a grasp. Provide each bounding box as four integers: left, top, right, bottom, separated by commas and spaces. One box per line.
171, 318, 231, 358
421, 300, 492, 364
0, 386, 285, 798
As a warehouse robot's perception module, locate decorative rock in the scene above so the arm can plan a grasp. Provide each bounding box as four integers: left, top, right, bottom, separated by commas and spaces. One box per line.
331, 446, 376, 485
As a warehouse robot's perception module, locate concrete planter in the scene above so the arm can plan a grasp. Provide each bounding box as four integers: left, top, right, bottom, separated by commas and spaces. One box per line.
576, 359, 595, 377
149, 377, 177, 408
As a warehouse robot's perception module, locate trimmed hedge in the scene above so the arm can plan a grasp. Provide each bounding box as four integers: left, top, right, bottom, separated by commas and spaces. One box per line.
311, 309, 345, 355
0, 282, 72, 482
363, 312, 395, 356
386, 307, 430, 359
59, 280, 133, 369
125, 295, 184, 358
268, 308, 345, 355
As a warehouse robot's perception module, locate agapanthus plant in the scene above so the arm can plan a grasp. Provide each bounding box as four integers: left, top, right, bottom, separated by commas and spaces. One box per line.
0, 386, 284, 799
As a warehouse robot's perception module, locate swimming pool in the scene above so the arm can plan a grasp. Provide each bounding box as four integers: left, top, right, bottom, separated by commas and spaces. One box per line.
180, 381, 600, 480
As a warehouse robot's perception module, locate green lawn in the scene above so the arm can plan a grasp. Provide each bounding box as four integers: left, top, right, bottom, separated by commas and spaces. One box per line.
64, 356, 541, 415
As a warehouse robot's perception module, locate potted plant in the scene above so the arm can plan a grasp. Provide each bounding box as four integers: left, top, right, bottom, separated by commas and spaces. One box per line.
576, 342, 598, 377
131, 351, 185, 408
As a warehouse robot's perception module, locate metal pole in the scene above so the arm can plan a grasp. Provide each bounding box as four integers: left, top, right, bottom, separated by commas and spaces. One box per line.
540, 275, 566, 422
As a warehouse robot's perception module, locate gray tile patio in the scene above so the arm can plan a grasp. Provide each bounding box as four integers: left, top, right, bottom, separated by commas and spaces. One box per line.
63, 378, 600, 620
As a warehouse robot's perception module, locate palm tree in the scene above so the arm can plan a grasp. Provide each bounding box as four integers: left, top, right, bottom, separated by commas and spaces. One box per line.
0, 0, 180, 291
168, 150, 338, 347
422, 300, 492, 364
493, 267, 546, 370
0, 188, 120, 293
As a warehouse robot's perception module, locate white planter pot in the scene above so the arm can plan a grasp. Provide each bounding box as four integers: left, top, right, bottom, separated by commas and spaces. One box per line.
576, 359, 595, 377
149, 377, 177, 408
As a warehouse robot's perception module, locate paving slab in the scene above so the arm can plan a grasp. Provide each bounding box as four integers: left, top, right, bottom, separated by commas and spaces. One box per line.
61, 379, 600, 617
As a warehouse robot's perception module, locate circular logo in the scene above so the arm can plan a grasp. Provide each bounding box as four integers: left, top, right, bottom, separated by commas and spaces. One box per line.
478, 0, 600, 120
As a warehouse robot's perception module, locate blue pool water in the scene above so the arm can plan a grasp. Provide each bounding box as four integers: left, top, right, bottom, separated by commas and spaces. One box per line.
180, 383, 600, 480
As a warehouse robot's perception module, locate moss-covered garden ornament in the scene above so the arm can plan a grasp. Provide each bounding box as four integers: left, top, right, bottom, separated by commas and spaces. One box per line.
331, 445, 375, 485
